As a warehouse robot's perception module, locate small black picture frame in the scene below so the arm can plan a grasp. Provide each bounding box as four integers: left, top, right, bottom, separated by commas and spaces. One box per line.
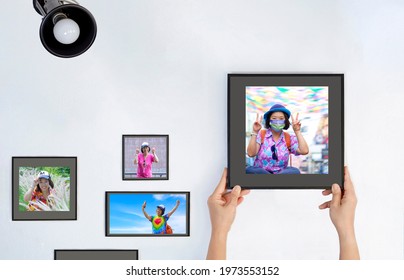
122, 135, 169, 180
54, 249, 139, 260
106, 191, 190, 237
12, 157, 77, 220
228, 74, 344, 189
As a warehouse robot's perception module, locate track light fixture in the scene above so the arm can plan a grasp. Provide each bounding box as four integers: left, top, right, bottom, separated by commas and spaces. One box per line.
33, 0, 97, 58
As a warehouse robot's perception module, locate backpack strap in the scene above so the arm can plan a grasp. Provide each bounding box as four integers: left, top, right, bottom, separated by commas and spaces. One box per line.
260, 129, 266, 144
284, 132, 293, 167
284, 132, 291, 152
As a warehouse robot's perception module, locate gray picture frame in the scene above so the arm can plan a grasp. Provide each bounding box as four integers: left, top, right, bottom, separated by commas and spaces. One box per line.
54, 249, 139, 260
12, 157, 77, 220
228, 74, 344, 189
106, 191, 190, 237
122, 134, 169, 180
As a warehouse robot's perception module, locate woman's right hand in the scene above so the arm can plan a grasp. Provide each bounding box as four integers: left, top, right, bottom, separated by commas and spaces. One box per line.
252, 113, 263, 133
32, 178, 38, 188
208, 168, 250, 235
319, 166, 357, 235
135, 148, 140, 155
142, 201, 146, 209
319, 166, 359, 260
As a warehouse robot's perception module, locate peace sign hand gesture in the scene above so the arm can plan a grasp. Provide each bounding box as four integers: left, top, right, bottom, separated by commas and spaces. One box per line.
291, 113, 301, 132
252, 113, 263, 133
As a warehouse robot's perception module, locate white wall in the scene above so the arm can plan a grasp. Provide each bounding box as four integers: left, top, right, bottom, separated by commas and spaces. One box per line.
1, 0, 403, 260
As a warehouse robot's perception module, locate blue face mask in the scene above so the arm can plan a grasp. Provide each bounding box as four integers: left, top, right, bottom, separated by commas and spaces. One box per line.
270, 120, 285, 132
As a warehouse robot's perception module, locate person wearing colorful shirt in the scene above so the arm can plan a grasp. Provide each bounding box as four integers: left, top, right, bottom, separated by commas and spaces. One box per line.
142, 200, 180, 234
23, 170, 55, 211
134, 142, 159, 178
246, 104, 309, 174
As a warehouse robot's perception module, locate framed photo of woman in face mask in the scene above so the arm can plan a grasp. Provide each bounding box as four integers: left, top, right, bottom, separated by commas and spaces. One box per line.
228, 74, 343, 189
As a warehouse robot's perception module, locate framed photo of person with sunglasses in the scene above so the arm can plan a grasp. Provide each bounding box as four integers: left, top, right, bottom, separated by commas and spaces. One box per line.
228, 74, 344, 189
122, 135, 169, 180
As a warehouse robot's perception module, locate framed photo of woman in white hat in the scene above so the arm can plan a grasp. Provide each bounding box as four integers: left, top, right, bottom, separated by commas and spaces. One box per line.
228, 74, 343, 189
12, 157, 77, 220
122, 135, 169, 180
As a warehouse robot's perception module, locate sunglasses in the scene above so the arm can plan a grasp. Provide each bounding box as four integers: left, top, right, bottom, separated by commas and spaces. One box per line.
271, 144, 278, 160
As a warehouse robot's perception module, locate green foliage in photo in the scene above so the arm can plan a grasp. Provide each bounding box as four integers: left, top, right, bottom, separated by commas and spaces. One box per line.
18, 167, 71, 212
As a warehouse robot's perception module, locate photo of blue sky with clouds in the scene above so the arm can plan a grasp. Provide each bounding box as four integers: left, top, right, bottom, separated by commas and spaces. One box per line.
108, 193, 188, 235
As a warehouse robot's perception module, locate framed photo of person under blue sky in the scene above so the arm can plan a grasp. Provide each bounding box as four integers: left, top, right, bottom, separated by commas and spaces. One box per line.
228, 74, 344, 189
106, 192, 190, 237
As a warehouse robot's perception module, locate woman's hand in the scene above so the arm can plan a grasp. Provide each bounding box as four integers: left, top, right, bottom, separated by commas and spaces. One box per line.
208, 168, 250, 235
25, 179, 37, 202
176, 200, 180, 207
319, 166, 359, 260
142, 201, 146, 209
32, 178, 38, 188
47, 195, 56, 208
252, 113, 263, 133
291, 113, 301, 132
135, 148, 140, 155
152, 147, 156, 154
206, 168, 250, 260
319, 167, 357, 234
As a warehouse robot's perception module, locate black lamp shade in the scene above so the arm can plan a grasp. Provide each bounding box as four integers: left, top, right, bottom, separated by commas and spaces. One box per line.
39, 4, 97, 58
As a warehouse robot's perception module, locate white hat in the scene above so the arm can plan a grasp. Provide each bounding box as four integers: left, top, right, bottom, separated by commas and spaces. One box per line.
38, 170, 51, 180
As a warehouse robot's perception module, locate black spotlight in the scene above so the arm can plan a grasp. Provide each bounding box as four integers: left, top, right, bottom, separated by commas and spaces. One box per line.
33, 0, 97, 58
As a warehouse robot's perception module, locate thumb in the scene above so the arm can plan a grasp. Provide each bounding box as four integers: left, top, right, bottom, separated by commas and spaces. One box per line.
330, 184, 342, 208
228, 185, 241, 207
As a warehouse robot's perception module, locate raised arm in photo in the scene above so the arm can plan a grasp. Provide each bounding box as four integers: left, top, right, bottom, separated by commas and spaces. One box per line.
142, 201, 151, 221
24, 178, 38, 202
167, 200, 180, 218
152, 147, 159, 163
134, 148, 140, 165
291, 113, 309, 155
247, 113, 262, 157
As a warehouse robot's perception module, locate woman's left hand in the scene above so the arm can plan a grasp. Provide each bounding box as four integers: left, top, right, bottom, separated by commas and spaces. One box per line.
291, 113, 302, 132
152, 147, 156, 154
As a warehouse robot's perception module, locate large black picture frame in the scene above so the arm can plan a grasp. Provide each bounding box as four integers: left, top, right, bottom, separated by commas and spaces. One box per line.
12, 156, 77, 220
228, 74, 344, 189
